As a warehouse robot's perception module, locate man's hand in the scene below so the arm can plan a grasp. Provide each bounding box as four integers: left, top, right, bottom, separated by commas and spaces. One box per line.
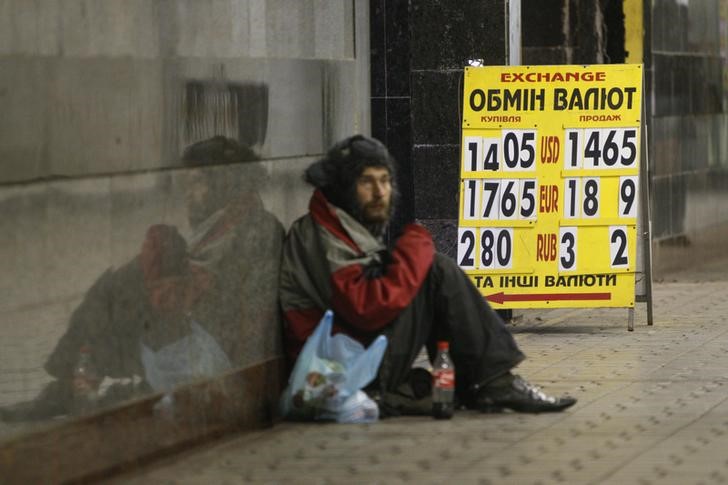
361, 249, 392, 279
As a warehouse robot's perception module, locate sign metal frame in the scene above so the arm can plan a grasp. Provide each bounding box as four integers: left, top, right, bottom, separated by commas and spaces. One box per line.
457, 64, 653, 328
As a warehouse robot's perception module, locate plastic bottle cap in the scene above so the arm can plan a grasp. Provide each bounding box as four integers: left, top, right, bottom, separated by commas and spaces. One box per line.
437, 341, 449, 351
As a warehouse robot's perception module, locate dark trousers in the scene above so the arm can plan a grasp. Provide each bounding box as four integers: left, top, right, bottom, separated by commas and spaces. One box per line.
378, 253, 525, 400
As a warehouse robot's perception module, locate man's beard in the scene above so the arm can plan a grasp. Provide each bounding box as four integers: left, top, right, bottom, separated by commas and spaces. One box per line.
361, 199, 390, 223
336, 183, 397, 239
355, 199, 393, 238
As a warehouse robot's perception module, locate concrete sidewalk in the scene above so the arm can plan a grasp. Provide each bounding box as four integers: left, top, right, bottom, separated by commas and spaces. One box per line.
110, 258, 728, 485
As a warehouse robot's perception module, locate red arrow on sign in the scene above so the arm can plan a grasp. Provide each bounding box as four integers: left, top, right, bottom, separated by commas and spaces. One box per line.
485, 292, 612, 305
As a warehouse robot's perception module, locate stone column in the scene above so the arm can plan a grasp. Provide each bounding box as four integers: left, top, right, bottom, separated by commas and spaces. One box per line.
370, 0, 507, 255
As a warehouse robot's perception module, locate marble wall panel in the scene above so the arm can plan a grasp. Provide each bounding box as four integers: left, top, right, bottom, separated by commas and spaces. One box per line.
651, 0, 722, 54
265, 1, 315, 58
371, 0, 508, 250
410, 70, 461, 146
522, 47, 571, 65
0, 158, 291, 436
685, 0, 722, 54
691, 115, 721, 171
0, 57, 359, 182
0, 184, 51, 313
0, 58, 166, 182
109, 172, 187, 267
0, 297, 60, 411
0, 0, 369, 460
371, 97, 386, 141
0, 0, 61, 56
160, 58, 294, 158
380, 97, 415, 239
652, 0, 690, 52
382, 0, 410, 97
48, 59, 166, 176
650, 116, 682, 178
313, 0, 355, 59
651, 114, 728, 240
260, 156, 316, 230
60, 0, 160, 58
369, 0, 411, 101
719, 115, 728, 169
412, 144, 459, 220
651, 176, 674, 239
418, 219, 458, 260
262, 59, 355, 157
410, 0, 506, 70
649, 0, 728, 250
176, 0, 351, 59
44, 179, 114, 303
653, 54, 723, 118
320, 60, 363, 151
370, 0, 386, 99
0, 59, 51, 182
0, 0, 354, 60
174, 0, 261, 58
684, 171, 711, 234
522, 0, 566, 48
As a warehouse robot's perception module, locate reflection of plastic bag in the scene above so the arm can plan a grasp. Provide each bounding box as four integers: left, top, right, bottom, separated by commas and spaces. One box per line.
280, 310, 387, 423
141, 320, 232, 392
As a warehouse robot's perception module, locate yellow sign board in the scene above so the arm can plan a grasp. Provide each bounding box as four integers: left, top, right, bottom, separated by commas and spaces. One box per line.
458, 64, 643, 308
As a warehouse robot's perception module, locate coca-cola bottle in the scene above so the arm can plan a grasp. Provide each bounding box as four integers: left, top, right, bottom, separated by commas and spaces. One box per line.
432, 341, 455, 419
72, 346, 100, 415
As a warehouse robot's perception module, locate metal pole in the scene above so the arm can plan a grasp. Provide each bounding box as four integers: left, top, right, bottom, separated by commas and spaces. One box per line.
507, 0, 522, 65
641, 115, 655, 326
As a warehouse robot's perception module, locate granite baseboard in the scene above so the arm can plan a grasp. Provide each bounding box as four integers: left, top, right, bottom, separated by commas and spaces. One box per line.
0, 357, 286, 485
652, 221, 728, 280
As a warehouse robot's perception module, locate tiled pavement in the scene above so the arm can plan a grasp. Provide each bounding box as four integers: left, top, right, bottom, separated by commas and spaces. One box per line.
110, 259, 728, 485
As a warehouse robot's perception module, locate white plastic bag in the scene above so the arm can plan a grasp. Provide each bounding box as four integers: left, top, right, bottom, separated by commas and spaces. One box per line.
141, 320, 232, 392
280, 310, 387, 423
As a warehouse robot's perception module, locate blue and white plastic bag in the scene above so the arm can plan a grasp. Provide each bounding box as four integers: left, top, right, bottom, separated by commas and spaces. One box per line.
141, 320, 232, 392
280, 310, 387, 423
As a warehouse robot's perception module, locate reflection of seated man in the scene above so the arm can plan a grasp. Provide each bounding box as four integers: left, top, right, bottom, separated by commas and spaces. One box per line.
1, 136, 284, 421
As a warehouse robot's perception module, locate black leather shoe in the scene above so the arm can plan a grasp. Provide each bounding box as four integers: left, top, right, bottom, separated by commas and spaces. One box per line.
476, 374, 576, 413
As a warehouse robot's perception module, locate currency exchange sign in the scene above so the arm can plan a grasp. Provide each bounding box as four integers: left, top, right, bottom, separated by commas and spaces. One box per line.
458, 64, 643, 308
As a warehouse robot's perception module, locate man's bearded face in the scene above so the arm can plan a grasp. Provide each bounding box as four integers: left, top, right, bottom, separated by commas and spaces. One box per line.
354, 166, 393, 224
185, 170, 217, 228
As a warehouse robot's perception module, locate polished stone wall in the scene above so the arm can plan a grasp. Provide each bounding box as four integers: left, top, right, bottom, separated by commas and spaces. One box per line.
520, 0, 728, 274
370, 0, 507, 255
0, 0, 370, 448
521, 0, 626, 65
648, 0, 728, 273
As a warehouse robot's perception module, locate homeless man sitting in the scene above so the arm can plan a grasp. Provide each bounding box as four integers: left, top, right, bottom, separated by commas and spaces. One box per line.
278, 134, 577, 415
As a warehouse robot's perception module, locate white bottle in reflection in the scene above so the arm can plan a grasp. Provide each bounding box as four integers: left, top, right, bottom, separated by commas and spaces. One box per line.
72, 345, 100, 415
